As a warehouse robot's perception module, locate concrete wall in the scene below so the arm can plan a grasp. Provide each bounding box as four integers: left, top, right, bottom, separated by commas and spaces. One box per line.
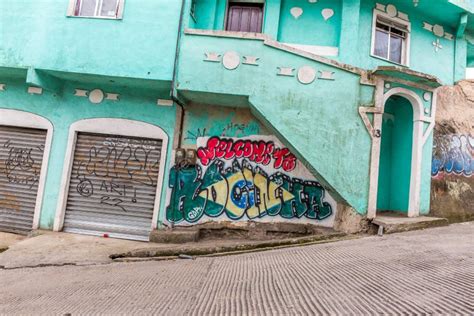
0, 0, 182, 80
186, 0, 468, 84
0, 80, 176, 229
165, 104, 338, 227
176, 32, 374, 214
358, 0, 458, 84
431, 80, 474, 222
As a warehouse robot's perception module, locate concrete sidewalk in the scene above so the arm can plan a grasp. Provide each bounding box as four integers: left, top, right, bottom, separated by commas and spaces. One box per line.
0, 229, 347, 269
0, 215, 452, 269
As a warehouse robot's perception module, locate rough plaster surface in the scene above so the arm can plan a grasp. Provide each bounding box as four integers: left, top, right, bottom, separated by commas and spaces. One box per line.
431, 80, 474, 221
0, 223, 472, 314
436, 80, 474, 134
333, 204, 369, 234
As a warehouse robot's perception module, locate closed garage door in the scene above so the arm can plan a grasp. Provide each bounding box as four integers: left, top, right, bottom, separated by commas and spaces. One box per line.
63, 132, 163, 241
0, 126, 47, 234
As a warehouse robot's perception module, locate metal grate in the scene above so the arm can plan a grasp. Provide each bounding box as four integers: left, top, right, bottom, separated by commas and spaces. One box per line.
0, 126, 47, 235
63, 132, 163, 241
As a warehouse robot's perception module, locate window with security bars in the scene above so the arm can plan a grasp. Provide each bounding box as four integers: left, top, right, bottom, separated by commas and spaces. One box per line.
372, 17, 409, 65
70, 0, 124, 19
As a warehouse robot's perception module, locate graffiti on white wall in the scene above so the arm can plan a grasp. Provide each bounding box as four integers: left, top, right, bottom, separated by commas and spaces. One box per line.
166, 136, 336, 226
432, 134, 473, 177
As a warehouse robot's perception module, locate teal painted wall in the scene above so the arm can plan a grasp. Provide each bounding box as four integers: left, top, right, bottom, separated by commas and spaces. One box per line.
181, 104, 265, 146
176, 33, 373, 213
0, 0, 182, 81
377, 96, 413, 212
277, 0, 341, 47
358, 0, 458, 84
187, 0, 470, 84
0, 80, 176, 229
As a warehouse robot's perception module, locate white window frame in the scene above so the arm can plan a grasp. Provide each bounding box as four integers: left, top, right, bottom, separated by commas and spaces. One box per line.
67, 0, 125, 20
370, 9, 411, 67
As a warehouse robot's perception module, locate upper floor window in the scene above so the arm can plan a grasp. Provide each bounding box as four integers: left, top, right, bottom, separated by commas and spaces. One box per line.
69, 0, 124, 19
225, 2, 264, 33
371, 14, 410, 66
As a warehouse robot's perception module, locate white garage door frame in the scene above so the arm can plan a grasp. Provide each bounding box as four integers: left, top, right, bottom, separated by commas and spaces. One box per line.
53, 118, 169, 232
0, 109, 53, 230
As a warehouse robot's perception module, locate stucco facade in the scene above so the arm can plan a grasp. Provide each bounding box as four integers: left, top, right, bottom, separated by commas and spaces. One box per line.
0, 0, 472, 240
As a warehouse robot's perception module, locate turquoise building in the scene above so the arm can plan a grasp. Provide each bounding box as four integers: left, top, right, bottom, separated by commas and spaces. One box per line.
0, 0, 472, 240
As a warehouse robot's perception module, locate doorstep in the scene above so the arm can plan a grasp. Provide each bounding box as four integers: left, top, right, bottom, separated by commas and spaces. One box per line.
372, 214, 449, 234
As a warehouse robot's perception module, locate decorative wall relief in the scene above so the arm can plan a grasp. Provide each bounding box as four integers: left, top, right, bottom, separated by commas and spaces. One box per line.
432, 39, 443, 52
375, 3, 409, 21
277, 67, 295, 77
73, 88, 120, 104
204, 51, 259, 70
423, 22, 453, 41
204, 52, 221, 62
27, 87, 43, 95
166, 136, 335, 225
321, 9, 334, 21
432, 134, 473, 177
290, 7, 303, 19
222, 51, 241, 70
297, 66, 317, 84
242, 56, 260, 66
278, 66, 335, 83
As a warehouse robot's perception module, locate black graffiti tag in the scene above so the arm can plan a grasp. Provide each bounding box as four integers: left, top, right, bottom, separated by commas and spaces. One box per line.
74, 139, 160, 213
2, 140, 43, 189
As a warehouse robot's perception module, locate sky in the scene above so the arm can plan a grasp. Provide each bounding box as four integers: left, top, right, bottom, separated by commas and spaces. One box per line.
467, 68, 474, 79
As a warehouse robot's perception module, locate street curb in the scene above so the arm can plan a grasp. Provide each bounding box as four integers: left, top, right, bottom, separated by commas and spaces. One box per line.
111, 233, 355, 261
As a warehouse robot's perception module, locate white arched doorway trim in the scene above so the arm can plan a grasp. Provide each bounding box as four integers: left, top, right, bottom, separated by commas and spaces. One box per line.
53, 118, 169, 232
0, 109, 54, 229
378, 87, 433, 217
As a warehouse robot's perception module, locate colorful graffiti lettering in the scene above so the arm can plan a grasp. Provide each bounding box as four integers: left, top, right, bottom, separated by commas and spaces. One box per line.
166, 159, 332, 223
432, 134, 473, 177
197, 136, 297, 172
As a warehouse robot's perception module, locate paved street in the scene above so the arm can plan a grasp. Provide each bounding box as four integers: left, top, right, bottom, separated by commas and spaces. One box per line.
1, 222, 473, 315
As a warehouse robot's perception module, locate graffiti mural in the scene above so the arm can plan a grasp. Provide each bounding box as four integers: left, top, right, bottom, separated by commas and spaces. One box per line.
167, 136, 335, 225
197, 136, 297, 172
432, 134, 473, 177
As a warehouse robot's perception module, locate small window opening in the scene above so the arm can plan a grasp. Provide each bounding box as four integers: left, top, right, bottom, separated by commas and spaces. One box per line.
73, 0, 121, 19
373, 17, 409, 65
225, 2, 264, 33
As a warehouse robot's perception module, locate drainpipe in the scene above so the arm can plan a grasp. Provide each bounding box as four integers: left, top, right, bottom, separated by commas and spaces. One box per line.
168, 0, 187, 230
171, 0, 187, 150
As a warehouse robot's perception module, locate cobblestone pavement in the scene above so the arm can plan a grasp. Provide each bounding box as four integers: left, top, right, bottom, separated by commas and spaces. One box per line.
0, 222, 473, 315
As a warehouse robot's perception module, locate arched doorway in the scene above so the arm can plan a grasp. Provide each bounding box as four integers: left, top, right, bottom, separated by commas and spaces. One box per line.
376, 96, 413, 213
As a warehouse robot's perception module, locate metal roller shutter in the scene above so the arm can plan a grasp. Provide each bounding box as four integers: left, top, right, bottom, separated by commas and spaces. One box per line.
63, 132, 163, 241
0, 126, 47, 234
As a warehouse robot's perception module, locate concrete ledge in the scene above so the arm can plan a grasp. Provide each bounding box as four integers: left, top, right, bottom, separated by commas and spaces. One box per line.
149, 221, 338, 244
112, 231, 347, 259
149, 229, 199, 244
372, 216, 449, 234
